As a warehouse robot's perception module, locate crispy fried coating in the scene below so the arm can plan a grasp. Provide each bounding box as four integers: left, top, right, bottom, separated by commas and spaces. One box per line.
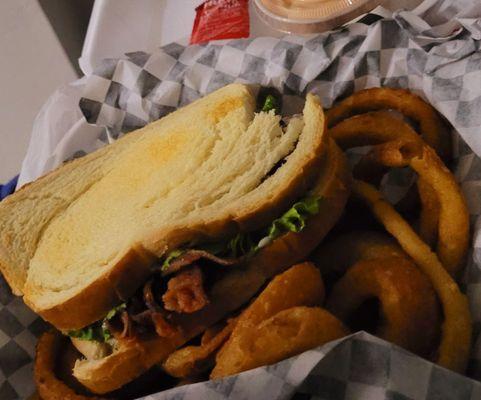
211, 306, 347, 379
327, 257, 440, 357
329, 111, 442, 249
352, 180, 472, 373
312, 230, 405, 276
366, 140, 469, 275
162, 318, 236, 378
326, 87, 451, 159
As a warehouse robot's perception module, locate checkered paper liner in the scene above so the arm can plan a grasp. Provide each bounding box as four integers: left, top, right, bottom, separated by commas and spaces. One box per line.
3, 0, 481, 398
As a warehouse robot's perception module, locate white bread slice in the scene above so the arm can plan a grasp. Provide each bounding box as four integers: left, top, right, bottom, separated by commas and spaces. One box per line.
72, 139, 350, 394
0, 84, 327, 330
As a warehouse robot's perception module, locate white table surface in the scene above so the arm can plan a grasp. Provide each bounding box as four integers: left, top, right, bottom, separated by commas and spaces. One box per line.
0, 0, 77, 182
80, 0, 422, 75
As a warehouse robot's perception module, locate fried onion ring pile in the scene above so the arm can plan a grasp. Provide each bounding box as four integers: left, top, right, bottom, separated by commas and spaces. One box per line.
328, 110, 469, 276
211, 263, 347, 379
211, 306, 348, 379
365, 138, 469, 275
329, 111, 441, 247
352, 180, 472, 373
323, 88, 471, 372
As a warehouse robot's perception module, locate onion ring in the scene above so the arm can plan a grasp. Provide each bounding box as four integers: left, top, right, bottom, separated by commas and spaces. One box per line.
417, 178, 441, 246
329, 111, 422, 149
366, 140, 469, 275
352, 180, 472, 373
211, 262, 326, 377
328, 111, 440, 246
35, 331, 103, 400
327, 256, 440, 357
234, 262, 325, 328
311, 230, 405, 277
162, 318, 236, 378
326, 87, 451, 159
211, 306, 347, 379
329, 112, 468, 273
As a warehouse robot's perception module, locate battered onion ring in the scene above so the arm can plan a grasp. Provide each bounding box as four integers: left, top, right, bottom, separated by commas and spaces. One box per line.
366, 139, 469, 275
311, 230, 405, 276
327, 256, 440, 357
234, 262, 325, 328
352, 152, 440, 247
162, 318, 236, 378
329, 111, 441, 245
326, 87, 451, 159
35, 331, 103, 400
352, 180, 472, 373
212, 262, 326, 377
417, 178, 440, 246
211, 306, 348, 379
329, 111, 422, 149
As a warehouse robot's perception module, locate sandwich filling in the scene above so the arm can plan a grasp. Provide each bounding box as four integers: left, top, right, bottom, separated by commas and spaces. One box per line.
68, 195, 322, 357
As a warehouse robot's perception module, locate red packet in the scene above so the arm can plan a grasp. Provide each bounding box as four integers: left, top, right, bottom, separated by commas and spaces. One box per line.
190, 0, 250, 45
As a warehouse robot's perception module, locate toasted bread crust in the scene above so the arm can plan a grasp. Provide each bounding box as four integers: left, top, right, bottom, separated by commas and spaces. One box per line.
255, 139, 350, 278
31, 246, 155, 330
0, 129, 145, 296
72, 139, 350, 394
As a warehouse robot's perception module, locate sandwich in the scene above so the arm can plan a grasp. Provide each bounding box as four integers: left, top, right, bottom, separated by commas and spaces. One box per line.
0, 83, 350, 396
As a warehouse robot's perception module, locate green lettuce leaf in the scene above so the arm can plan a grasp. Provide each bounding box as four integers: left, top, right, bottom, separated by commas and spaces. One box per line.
161, 249, 185, 271
161, 196, 322, 266
181, 233, 256, 260
68, 322, 111, 342
105, 302, 126, 320
225, 232, 256, 258
267, 196, 321, 240
68, 302, 126, 342
261, 94, 278, 113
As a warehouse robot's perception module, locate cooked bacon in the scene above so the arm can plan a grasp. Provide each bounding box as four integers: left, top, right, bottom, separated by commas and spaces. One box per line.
163, 266, 209, 313
143, 279, 160, 311
151, 312, 178, 338
162, 250, 241, 276
121, 256, 219, 338
130, 309, 178, 338
120, 311, 133, 338
130, 310, 153, 325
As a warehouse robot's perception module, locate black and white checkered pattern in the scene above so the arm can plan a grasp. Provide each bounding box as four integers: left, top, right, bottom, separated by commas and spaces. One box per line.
139, 333, 481, 400
0, 279, 47, 399
4, 0, 481, 398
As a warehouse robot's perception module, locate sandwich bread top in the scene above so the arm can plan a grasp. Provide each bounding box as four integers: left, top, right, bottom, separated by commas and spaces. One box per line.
0, 84, 327, 330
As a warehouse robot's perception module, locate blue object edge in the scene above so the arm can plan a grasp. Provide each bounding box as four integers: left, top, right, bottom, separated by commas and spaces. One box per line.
0, 175, 18, 201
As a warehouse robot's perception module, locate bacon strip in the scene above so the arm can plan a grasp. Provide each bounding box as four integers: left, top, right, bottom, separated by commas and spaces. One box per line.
117, 255, 218, 339
151, 312, 179, 338
143, 279, 160, 311
162, 250, 241, 276
163, 266, 209, 313
120, 311, 133, 338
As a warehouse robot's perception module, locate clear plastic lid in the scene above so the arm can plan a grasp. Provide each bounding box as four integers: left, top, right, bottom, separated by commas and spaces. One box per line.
254, 0, 385, 34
